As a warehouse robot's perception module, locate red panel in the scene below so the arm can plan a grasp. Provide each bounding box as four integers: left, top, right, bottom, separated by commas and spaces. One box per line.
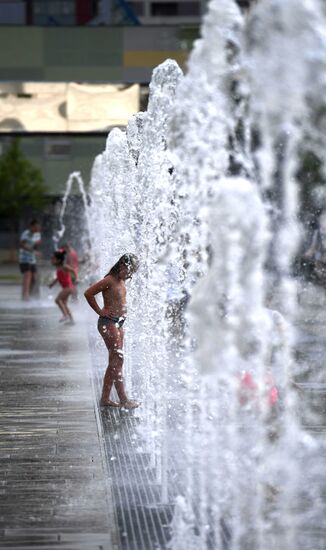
75, 0, 93, 25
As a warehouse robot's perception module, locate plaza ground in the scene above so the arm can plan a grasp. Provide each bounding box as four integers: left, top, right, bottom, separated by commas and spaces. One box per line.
0, 281, 118, 550
0, 272, 173, 550
0, 268, 326, 549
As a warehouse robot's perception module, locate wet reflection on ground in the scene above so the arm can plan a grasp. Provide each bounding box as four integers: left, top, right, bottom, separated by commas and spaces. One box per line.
1, 280, 326, 549
0, 284, 117, 549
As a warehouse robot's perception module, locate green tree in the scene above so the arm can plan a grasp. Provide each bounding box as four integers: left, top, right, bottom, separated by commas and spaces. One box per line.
0, 138, 47, 258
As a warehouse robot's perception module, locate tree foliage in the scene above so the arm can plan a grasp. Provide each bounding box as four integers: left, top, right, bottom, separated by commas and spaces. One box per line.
0, 138, 47, 223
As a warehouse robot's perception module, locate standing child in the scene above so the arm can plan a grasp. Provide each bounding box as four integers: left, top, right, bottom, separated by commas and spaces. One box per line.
49, 250, 76, 325
19, 219, 42, 300
84, 253, 140, 409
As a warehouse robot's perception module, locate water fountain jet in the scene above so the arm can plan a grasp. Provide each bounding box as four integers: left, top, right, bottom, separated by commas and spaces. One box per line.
84, 1, 326, 548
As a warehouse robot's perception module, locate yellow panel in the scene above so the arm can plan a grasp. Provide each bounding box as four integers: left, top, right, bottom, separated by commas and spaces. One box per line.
124, 51, 188, 68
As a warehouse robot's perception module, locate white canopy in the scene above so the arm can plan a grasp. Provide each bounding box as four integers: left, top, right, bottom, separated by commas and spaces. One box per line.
0, 82, 140, 132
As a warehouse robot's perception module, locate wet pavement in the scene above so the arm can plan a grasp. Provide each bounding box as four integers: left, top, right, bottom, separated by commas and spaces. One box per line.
295, 281, 326, 429
88, 330, 175, 550
1, 275, 326, 550
0, 283, 118, 549
90, 277, 326, 550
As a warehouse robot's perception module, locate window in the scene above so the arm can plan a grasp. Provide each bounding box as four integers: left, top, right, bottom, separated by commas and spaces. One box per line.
33, 1, 75, 16
151, 3, 177, 16
48, 2, 61, 15
45, 139, 71, 159
127, 2, 144, 16
62, 1, 74, 14
0, 1, 25, 24
178, 2, 200, 15
150, 2, 199, 16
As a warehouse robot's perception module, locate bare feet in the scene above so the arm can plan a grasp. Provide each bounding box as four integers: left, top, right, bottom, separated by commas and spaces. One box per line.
64, 319, 75, 325
100, 399, 120, 407
120, 399, 140, 410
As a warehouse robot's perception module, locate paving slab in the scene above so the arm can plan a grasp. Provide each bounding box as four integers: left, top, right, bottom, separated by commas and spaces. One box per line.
0, 284, 118, 549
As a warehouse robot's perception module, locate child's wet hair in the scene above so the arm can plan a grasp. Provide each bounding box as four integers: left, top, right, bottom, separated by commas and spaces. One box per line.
121, 253, 139, 270
106, 253, 139, 277
53, 249, 66, 264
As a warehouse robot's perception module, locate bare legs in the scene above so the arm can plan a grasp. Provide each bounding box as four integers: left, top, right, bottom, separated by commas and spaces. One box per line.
22, 271, 33, 300
102, 343, 128, 405
55, 288, 74, 323
98, 323, 139, 409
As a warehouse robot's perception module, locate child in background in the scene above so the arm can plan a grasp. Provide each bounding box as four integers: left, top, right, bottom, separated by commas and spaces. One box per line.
61, 242, 79, 301
49, 250, 76, 325
19, 219, 42, 300
61, 242, 79, 282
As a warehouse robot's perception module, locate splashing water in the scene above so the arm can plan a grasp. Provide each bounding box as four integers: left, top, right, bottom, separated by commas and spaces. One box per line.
85, 0, 326, 548
53, 171, 92, 253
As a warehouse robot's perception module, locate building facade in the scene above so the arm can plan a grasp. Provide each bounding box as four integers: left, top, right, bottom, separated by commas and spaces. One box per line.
0, 1, 201, 259
0, 0, 204, 27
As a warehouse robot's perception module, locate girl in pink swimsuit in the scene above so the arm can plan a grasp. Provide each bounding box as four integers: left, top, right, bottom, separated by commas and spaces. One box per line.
49, 250, 76, 325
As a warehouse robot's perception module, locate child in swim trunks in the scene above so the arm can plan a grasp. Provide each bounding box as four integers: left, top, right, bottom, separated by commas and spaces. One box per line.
84, 253, 140, 410
49, 249, 76, 325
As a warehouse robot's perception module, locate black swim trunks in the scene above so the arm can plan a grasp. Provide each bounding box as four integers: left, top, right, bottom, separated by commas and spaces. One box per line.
19, 263, 37, 274
98, 315, 126, 329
